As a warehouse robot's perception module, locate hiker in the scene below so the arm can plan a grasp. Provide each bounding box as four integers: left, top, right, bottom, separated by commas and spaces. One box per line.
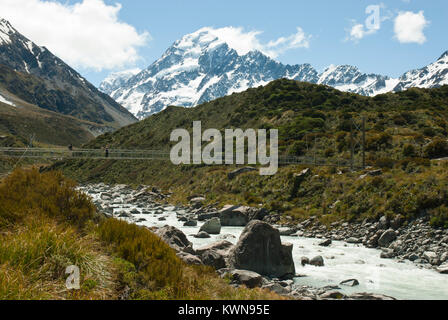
105, 147, 109, 158
68, 144, 73, 151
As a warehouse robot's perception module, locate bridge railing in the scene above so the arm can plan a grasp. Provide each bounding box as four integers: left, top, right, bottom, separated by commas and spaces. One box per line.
0, 147, 358, 168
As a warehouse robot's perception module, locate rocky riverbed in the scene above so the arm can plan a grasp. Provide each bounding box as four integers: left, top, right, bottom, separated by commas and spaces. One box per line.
79, 183, 448, 300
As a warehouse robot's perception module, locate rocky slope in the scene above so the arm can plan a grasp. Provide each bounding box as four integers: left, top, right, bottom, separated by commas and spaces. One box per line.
0, 18, 137, 128
100, 27, 448, 118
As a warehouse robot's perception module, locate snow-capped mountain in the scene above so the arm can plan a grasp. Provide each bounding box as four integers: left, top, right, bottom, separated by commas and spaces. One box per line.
99, 68, 141, 95
101, 28, 320, 118
0, 18, 137, 128
100, 27, 448, 119
393, 51, 448, 91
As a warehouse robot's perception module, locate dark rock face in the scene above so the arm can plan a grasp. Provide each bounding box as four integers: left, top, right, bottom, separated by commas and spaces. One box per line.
228, 220, 296, 278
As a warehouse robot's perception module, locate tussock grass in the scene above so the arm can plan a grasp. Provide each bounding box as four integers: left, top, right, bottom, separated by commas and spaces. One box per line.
0, 168, 283, 300
0, 168, 95, 229
98, 218, 283, 300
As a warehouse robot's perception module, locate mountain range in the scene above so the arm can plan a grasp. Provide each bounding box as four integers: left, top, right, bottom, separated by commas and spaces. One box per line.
0, 18, 137, 129
100, 27, 448, 119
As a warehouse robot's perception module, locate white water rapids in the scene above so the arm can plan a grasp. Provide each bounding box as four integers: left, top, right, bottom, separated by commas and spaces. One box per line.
86, 190, 448, 300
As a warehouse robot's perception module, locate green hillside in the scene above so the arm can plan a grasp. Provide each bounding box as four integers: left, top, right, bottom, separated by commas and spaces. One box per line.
53, 79, 448, 226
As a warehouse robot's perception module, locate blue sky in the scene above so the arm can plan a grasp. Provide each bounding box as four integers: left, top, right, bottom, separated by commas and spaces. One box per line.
3, 0, 447, 86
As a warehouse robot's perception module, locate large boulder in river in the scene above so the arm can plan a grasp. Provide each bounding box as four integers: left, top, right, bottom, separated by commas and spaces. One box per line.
219, 205, 250, 226
156, 226, 194, 254
228, 220, 296, 278
200, 217, 221, 235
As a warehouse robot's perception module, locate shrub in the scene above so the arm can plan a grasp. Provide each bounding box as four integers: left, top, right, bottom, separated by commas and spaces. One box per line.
0, 168, 95, 228
289, 141, 307, 156
424, 139, 448, 158
98, 219, 183, 289
375, 158, 395, 169
402, 144, 416, 157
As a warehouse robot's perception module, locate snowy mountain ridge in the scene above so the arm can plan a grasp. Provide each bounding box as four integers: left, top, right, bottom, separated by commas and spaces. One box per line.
100, 27, 448, 119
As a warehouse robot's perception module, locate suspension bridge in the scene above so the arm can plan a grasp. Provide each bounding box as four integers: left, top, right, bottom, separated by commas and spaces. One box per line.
0, 147, 360, 168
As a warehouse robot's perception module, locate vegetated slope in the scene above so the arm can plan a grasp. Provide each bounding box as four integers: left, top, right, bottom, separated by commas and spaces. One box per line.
0, 19, 137, 128
54, 79, 448, 226
0, 100, 103, 148
0, 168, 281, 300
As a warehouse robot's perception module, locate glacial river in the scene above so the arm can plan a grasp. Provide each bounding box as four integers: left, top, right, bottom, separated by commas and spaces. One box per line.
87, 190, 448, 300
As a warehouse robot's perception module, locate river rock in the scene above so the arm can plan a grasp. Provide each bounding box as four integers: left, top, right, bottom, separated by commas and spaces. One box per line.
349, 292, 396, 300
340, 279, 360, 287
190, 197, 205, 209
228, 220, 296, 278
263, 283, 290, 295
320, 291, 346, 299
378, 229, 396, 247
378, 216, 390, 230
200, 217, 221, 235
200, 250, 226, 269
177, 252, 203, 265
219, 205, 249, 226
198, 212, 219, 221
194, 231, 211, 239
301, 257, 310, 266
437, 263, 448, 274
278, 227, 296, 236
319, 239, 332, 247
347, 237, 362, 244
183, 220, 198, 227
309, 256, 324, 267
196, 240, 235, 256
156, 225, 194, 254
229, 270, 263, 288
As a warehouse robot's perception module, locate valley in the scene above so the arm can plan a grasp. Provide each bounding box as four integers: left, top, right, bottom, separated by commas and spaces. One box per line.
0, 10, 447, 302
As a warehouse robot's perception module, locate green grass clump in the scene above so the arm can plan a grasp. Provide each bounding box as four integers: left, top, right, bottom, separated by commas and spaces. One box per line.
98, 219, 183, 290
0, 168, 95, 228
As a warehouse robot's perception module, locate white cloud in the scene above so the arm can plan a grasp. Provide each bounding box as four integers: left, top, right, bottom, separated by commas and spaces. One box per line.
394, 11, 428, 44
266, 27, 311, 56
204, 26, 311, 58
348, 23, 377, 42
0, 0, 149, 71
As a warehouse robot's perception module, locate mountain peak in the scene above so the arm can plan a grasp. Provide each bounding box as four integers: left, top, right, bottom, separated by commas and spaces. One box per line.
0, 18, 16, 45
438, 50, 448, 60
